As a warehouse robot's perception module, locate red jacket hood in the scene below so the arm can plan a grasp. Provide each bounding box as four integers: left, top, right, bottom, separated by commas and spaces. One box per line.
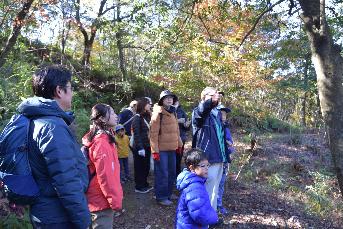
82, 131, 112, 148
82, 131, 94, 148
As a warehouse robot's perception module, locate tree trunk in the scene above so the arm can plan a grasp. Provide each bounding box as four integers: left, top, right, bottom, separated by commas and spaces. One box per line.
75, 0, 107, 68
82, 40, 92, 67
298, 0, 343, 197
302, 92, 307, 126
115, 0, 127, 81
116, 30, 127, 81
60, 0, 72, 65
0, 0, 34, 68
301, 55, 310, 127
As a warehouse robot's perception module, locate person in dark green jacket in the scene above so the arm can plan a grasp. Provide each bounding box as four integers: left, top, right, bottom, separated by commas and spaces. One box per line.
18, 65, 91, 229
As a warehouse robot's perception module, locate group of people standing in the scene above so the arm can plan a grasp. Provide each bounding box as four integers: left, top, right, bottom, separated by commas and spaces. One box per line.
118, 91, 191, 205
8, 65, 234, 229
115, 87, 234, 228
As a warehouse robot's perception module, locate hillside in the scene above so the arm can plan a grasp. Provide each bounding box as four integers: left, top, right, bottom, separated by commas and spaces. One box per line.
113, 131, 342, 228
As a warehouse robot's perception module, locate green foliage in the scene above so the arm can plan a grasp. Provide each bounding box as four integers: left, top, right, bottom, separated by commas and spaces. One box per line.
74, 108, 91, 141
242, 134, 251, 144
288, 134, 302, 145
234, 149, 341, 218
0, 210, 32, 229
242, 169, 255, 181
304, 171, 335, 216
267, 173, 285, 190
0, 38, 38, 126
266, 116, 290, 132
130, 75, 163, 102
231, 107, 302, 135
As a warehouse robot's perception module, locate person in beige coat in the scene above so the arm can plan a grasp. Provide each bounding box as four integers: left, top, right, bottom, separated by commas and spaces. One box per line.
150, 90, 183, 206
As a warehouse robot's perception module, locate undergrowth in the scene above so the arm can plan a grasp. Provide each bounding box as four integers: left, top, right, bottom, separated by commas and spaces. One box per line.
230, 132, 342, 222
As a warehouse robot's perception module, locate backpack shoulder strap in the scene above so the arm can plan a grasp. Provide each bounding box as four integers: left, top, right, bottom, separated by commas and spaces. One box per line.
122, 113, 137, 127
158, 113, 163, 135
25, 116, 34, 173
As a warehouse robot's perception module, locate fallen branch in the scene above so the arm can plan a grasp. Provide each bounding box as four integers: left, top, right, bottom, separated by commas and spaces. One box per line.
234, 148, 255, 181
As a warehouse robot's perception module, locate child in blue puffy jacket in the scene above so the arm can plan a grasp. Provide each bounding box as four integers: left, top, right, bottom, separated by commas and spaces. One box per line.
175, 149, 219, 229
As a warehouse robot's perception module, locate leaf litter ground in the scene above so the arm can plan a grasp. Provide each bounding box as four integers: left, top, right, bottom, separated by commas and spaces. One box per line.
114, 131, 343, 228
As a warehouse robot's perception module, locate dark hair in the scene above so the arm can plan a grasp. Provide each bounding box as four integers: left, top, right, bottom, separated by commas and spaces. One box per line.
136, 97, 151, 118
88, 103, 115, 143
184, 148, 207, 170
32, 65, 72, 99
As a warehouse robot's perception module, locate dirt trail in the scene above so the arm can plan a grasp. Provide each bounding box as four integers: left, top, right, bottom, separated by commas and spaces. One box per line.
113, 133, 343, 228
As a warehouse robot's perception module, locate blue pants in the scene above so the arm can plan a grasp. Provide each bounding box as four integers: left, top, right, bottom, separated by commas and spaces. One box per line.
119, 157, 129, 180
217, 163, 229, 208
31, 221, 74, 229
154, 151, 176, 201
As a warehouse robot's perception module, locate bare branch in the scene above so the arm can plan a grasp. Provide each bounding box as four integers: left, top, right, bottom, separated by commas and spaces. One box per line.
122, 45, 153, 52
238, 0, 286, 48
0, 0, 34, 68
169, 0, 196, 45
101, 2, 129, 16
288, 0, 295, 15
74, 0, 88, 41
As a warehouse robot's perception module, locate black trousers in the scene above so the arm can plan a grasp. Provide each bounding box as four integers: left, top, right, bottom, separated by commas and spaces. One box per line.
176, 143, 185, 177
133, 147, 151, 189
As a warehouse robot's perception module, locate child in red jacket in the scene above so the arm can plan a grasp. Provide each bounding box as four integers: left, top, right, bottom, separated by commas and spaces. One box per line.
82, 104, 123, 228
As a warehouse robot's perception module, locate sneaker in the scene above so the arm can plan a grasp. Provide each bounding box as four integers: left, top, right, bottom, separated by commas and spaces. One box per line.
135, 187, 149, 194
114, 209, 125, 217
218, 206, 229, 216
157, 199, 173, 206
169, 193, 178, 200
145, 186, 153, 192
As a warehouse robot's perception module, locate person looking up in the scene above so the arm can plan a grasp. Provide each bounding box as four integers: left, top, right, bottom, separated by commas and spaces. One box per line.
191, 87, 230, 211
150, 90, 183, 206
131, 97, 153, 193
82, 104, 123, 229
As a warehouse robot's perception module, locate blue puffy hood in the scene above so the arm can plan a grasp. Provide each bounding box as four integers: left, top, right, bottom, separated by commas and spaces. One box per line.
17, 97, 74, 125
176, 169, 206, 191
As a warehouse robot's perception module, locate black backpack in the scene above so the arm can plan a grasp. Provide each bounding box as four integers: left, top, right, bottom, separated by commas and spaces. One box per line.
0, 114, 40, 205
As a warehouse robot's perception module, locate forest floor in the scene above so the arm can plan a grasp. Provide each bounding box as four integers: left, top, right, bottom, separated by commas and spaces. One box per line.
114, 130, 343, 229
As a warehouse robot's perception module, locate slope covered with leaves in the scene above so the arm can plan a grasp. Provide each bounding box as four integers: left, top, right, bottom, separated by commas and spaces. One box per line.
112, 131, 342, 228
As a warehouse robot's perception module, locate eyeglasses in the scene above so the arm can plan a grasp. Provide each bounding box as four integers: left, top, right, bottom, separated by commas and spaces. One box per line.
63, 85, 75, 91
197, 163, 210, 169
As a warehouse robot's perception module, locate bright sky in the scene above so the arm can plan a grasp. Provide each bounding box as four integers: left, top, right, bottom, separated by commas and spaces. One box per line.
26, 0, 106, 44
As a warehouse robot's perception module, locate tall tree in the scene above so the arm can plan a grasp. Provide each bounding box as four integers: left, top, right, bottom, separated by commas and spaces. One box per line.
0, 0, 34, 68
232, 0, 343, 195
298, 0, 343, 196
74, 0, 115, 67
301, 54, 311, 126
114, 0, 127, 81
59, 0, 74, 64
